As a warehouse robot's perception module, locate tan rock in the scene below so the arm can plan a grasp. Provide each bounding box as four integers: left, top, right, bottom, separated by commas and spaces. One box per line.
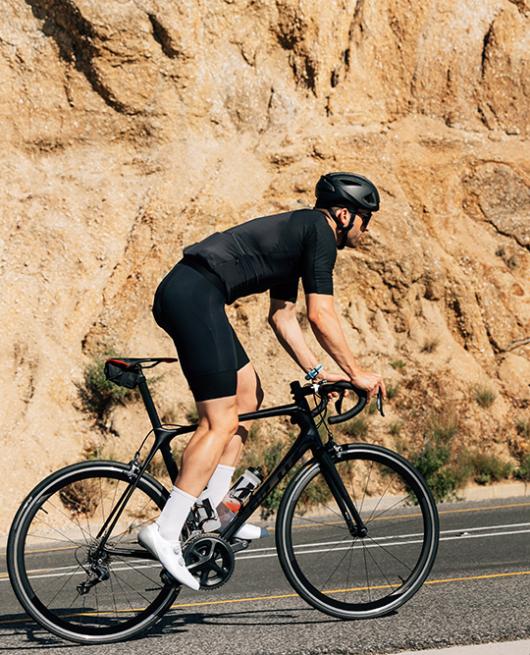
0, 0, 529, 535
498, 353, 530, 400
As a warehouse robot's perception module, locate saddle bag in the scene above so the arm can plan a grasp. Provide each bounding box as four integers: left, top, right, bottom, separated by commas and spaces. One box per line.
104, 361, 140, 389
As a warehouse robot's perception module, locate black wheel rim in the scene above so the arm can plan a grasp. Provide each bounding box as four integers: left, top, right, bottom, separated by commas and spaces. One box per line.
12, 464, 178, 638
281, 449, 437, 614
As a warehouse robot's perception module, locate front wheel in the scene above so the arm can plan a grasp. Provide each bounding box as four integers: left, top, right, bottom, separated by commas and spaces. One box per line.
7, 460, 180, 644
276, 444, 439, 619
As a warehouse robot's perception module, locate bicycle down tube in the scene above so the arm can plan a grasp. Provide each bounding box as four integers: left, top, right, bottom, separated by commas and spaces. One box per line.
222, 381, 367, 541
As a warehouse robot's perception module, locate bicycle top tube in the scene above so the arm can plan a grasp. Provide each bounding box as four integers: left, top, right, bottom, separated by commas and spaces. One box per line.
155, 380, 370, 442
107, 358, 374, 432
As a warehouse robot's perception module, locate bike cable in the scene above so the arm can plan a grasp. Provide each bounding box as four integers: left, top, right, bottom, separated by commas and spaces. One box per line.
132, 422, 186, 462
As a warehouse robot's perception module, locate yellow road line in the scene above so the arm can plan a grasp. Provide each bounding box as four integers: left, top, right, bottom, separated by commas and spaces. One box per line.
1, 569, 529, 625
438, 501, 530, 517
168, 570, 530, 609
288, 501, 530, 531
426, 570, 530, 585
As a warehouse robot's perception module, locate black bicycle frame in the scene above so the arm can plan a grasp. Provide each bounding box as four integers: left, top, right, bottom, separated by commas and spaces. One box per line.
98, 376, 366, 557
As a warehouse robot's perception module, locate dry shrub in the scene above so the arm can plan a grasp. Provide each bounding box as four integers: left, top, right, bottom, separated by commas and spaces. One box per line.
60, 480, 99, 517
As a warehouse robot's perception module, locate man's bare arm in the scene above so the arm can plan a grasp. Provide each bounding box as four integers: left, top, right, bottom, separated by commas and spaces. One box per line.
268, 298, 320, 375
306, 293, 386, 398
305, 294, 361, 378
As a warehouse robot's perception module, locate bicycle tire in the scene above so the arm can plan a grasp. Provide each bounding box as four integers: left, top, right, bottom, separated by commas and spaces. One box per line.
7, 460, 179, 644
276, 443, 439, 619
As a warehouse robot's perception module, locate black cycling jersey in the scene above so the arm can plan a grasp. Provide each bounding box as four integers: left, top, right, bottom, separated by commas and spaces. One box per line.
183, 209, 337, 304
153, 208, 337, 401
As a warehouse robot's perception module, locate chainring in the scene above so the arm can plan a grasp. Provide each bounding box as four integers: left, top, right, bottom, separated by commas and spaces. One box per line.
182, 533, 235, 590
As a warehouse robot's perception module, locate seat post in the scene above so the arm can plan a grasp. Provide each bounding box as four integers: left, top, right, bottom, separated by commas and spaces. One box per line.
137, 374, 162, 430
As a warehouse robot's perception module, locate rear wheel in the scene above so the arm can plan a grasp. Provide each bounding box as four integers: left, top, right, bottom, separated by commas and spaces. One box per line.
276, 444, 439, 619
7, 461, 180, 644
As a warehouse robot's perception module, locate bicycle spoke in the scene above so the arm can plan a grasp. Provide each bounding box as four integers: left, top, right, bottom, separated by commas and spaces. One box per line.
29, 513, 90, 549
362, 540, 371, 603
365, 534, 414, 573
114, 555, 161, 588
94, 581, 101, 620
44, 564, 83, 609
111, 567, 156, 607
291, 513, 349, 531
365, 477, 394, 524
368, 495, 413, 524
111, 569, 138, 615
26, 532, 85, 548
365, 540, 401, 594
10, 464, 177, 641
99, 476, 106, 527
281, 449, 437, 617
46, 497, 94, 542
107, 571, 119, 619
359, 460, 374, 515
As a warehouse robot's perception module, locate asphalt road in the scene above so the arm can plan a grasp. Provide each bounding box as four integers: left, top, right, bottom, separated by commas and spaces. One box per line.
1, 496, 529, 655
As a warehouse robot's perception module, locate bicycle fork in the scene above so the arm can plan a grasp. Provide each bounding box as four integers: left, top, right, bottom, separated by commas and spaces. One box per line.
316, 444, 368, 538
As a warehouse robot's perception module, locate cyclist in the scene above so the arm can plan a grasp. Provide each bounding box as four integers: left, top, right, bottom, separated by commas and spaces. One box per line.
139, 172, 386, 590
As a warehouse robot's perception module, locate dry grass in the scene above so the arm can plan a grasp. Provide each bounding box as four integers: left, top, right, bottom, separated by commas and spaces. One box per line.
462, 451, 513, 485
389, 421, 403, 437
386, 384, 399, 400
473, 384, 496, 408
60, 480, 99, 517
516, 418, 530, 439
342, 417, 369, 439
421, 337, 440, 353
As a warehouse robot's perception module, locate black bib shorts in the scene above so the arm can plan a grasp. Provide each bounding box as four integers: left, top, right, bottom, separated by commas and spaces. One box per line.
152, 260, 249, 402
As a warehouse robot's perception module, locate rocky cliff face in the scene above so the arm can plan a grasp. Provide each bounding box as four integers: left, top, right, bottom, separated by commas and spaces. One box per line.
1, 0, 528, 534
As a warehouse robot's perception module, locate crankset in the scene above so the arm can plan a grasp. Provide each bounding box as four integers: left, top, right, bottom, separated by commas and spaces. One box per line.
182, 533, 235, 590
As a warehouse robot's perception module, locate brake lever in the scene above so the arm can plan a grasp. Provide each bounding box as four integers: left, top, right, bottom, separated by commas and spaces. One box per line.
334, 390, 345, 416
376, 388, 385, 417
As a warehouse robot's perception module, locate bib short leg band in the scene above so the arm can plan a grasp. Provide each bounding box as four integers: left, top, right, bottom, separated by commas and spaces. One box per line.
152, 261, 250, 402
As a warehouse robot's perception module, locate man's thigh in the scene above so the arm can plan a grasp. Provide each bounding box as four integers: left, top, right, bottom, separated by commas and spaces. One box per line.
236, 362, 264, 413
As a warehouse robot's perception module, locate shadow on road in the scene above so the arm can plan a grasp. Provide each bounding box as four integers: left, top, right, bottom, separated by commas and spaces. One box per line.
0, 604, 397, 649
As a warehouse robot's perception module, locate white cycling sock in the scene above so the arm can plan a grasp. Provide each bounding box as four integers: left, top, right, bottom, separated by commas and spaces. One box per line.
199, 464, 235, 510
156, 486, 197, 544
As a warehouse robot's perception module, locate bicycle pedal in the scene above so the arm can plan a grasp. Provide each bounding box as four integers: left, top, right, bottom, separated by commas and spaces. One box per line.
160, 569, 181, 588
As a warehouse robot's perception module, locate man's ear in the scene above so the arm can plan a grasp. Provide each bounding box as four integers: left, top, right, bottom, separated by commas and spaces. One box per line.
338, 207, 350, 227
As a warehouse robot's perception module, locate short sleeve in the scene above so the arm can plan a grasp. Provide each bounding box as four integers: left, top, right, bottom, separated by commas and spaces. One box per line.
269, 277, 299, 303
301, 216, 337, 295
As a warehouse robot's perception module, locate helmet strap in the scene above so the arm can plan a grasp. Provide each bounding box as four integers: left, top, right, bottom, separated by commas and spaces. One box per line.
329, 207, 355, 250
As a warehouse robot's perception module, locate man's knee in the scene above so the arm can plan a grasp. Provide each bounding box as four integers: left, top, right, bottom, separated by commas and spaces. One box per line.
197, 398, 239, 437
237, 366, 265, 413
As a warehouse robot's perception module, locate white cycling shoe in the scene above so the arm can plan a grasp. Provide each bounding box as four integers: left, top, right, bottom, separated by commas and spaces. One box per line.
217, 505, 269, 540
138, 523, 200, 591
231, 522, 269, 540
202, 512, 269, 540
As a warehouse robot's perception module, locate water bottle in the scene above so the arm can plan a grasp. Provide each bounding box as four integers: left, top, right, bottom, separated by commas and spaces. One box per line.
217, 468, 263, 526
228, 468, 263, 502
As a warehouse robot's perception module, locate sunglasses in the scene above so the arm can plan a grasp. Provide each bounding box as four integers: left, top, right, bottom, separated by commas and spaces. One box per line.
357, 210, 372, 229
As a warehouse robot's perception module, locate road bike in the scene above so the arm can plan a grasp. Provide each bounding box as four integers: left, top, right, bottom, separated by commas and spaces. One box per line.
7, 357, 439, 644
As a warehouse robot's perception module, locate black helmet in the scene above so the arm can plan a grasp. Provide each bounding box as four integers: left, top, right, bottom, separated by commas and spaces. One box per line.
315, 172, 380, 213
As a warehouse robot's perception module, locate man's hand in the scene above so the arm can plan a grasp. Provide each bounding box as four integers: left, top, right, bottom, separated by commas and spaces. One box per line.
350, 369, 386, 400
312, 370, 348, 399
